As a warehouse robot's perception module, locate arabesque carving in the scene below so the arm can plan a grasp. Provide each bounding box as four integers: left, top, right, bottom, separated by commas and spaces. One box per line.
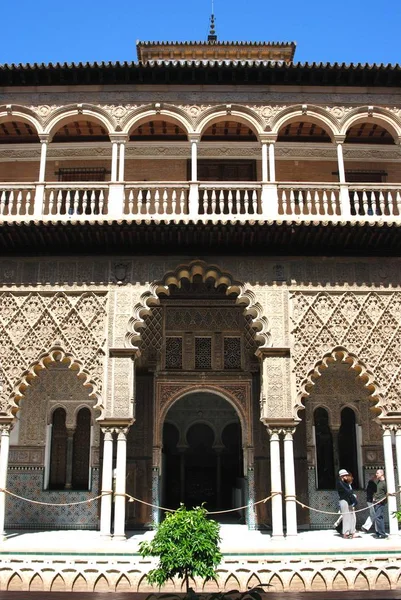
291, 291, 401, 415
0, 292, 107, 415
125, 260, 271, 349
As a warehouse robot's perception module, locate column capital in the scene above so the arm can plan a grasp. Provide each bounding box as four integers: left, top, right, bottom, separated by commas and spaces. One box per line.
39, 134, 50, 144
0, 422, 13, 435
100, 427, 115, 440
259, 133, 277, 144
188, 134, 201, 143
109, 133, 128, 144
334, 135, 346, 144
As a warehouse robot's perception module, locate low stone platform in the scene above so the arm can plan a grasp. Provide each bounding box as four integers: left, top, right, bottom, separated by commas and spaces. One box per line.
0, 526, 400, 593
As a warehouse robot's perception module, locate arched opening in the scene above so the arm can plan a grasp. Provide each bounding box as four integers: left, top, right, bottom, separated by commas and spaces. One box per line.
162, 392, 244, 520
199, 119, 258, 189
338, 407, 359, 488
72, 407, 92, 490
46, 117, 111, 214
276, 118, 336, 185
49, 407, 68, 490
343, 121, 396, 216
314, 407, 335, 489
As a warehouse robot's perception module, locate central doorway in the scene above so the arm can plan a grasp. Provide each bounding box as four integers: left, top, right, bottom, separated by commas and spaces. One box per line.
162, 392, 244, 520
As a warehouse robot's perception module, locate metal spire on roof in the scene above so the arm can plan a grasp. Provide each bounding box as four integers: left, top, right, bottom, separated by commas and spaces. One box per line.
208, 1, 217, 42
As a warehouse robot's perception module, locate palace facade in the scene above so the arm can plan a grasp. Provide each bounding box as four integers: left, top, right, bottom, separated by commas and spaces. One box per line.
0, 28, 401, 545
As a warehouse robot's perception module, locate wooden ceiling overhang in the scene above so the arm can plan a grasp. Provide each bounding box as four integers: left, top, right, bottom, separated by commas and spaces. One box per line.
1, 61, 401, 87
1, 219, 401, 256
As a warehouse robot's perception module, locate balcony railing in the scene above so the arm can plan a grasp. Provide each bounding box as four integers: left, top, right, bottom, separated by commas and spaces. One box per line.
0, 181, 401, 224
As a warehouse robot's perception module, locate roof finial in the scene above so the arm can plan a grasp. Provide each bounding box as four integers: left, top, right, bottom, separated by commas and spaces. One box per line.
208, 1, 217, 43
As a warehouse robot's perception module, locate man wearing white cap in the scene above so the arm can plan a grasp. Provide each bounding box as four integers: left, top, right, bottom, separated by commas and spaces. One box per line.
337, 469, 358, 538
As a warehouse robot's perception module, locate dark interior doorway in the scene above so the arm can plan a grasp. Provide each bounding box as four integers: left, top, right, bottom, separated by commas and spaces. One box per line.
162, 393, 243, 517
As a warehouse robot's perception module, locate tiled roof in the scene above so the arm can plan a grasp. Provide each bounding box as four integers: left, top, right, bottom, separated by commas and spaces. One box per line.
0, 60, 400, 87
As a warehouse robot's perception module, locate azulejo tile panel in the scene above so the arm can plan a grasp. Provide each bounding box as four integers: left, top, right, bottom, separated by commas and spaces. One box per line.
6, 468, 99, 529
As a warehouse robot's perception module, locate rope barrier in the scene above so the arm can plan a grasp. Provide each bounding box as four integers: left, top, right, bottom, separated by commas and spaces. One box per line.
0, 488, 109, 507
0, 486, 398, 517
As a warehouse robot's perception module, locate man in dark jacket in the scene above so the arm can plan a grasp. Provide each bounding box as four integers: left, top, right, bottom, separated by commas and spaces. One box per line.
337, 469, 358, 538
373, 469, 388, 539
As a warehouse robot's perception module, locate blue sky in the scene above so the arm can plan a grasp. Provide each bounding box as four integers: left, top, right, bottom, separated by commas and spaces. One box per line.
1, 0, 400, 66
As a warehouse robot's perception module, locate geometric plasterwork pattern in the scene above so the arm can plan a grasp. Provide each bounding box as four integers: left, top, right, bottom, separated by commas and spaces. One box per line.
291, 291, 401, 415
165, 306, 241, 331
0, 292, 107, 415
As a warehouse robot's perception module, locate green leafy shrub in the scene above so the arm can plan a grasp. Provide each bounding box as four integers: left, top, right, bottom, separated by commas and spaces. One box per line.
139, 505, 222, 592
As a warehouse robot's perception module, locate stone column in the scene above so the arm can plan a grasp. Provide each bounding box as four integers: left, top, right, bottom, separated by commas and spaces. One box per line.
216, 448, 222, 508
335, 139, 346, 183
261, 141, 268, 183
100, 427, 114, 538
395, 426, 401, 495
0, 422, 12, 539
382, 426, 398, 535
118, 140, 126, 182
38, 135, 49, 182
64, 428, 75, 489
178, 447, 186, 502
113, 426, 129, 540
268, 142, 276, 182
283, 427, 297, 536
111, 141, 119, 182
190, 136, 199, 182
268, 428, 284, 537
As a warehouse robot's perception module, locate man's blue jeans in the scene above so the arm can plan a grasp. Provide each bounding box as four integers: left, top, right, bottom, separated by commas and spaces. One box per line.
374, 502, 386, 536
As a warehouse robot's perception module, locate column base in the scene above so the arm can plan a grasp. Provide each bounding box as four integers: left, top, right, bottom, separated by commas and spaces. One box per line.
113, 534, 127, 541
99, 533, 112, 540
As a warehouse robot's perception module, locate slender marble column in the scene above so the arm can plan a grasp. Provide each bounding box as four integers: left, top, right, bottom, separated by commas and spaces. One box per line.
118, 142, 126, 182
190, 138, 198, 181
113, 427, 129, 540
100, 428, 114, 538
269, 428, 284, 537
268, 143, 276, 182
261, 142, 268, 183
336, 142, 346, 183
38, 137, 48, 182
0, 424, 12, 538
111, 142, 118, 182
283, 428, 297, 536
395, 427, 401, 495
382, 426, 398, 535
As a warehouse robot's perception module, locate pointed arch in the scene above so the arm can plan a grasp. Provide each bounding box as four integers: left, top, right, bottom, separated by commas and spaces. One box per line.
125, 259, 271, 349
295, 346, 382, 418
10, 345, 104, 417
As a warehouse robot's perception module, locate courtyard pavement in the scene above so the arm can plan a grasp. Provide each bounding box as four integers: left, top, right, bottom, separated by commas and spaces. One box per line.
0, 525, 400, 556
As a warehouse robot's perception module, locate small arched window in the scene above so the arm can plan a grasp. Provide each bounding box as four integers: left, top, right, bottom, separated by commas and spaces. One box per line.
49, 408, 67, 490
72, 407, 91, 490
314, 407, 335, 489
338, 407, 359, 488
